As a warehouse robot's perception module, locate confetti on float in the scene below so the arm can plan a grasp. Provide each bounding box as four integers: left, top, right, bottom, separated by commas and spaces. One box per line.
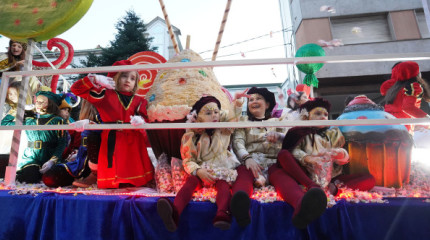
1, 160, 430, 205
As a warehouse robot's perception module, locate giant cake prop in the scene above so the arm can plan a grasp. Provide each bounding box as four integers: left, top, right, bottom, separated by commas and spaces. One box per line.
145, 49, 233, 159
337, 95, 413, 188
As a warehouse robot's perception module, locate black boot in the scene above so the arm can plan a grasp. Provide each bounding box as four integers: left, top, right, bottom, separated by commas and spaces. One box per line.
291, 188, 327, 229
230, 191, 251, 227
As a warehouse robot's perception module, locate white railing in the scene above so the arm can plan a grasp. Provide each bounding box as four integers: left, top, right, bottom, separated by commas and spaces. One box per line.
1, 52, 430, 186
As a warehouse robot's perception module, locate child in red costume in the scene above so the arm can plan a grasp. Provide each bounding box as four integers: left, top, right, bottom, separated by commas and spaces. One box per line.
380, 61, 430, 132
70, 60, 153, 188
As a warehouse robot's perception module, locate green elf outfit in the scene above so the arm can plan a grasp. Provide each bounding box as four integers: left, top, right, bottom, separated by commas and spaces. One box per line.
1, 91, 67, 183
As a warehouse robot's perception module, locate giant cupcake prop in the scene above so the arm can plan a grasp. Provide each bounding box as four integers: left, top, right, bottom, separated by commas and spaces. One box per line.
337, 95, 413, 188
145, 49, 233, 160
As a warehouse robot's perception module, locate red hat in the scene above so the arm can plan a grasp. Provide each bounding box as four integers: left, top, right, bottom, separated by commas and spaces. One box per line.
392, 61, 420, 81
347, 95, 375, 107
107, 60, 134, 78
296, 84, 311, 97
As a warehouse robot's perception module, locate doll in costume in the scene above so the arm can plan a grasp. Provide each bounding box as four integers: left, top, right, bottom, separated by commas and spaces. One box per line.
157, 94, 244, 232
2, 91, 67, 184
70, 60, 153, 188
380, 61, 430, 132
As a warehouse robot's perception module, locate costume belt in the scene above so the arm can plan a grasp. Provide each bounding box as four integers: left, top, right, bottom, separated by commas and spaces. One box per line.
81, 137, 88, 147
104, 120, 125, 168
27, 140, 56, 150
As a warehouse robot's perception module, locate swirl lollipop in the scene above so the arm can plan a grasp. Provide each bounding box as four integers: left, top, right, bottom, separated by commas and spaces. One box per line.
128, 51, 167, 97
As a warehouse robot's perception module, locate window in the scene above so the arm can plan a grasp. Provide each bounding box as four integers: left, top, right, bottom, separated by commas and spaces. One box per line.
331, 14, 392, 44
416, 11, 430, 38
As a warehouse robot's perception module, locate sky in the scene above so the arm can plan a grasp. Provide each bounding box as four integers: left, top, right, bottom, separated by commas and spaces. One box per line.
0, 0, 289, 86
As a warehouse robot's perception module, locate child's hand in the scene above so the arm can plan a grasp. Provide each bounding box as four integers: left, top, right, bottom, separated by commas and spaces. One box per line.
15, 60, 25, 68
266, 131, 284, 143
40, 158, 56, 174
69, 119, 90, 132
304, 155, 329, 164
88, 74, 114, 90
245, 158, 264, 178
331, 148, 349, 165
234, 88, 249, 100
196, 169, 215, 185
130, 115, 145, 126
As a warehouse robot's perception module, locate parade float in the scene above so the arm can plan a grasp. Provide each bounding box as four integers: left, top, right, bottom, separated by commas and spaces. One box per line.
0, 0, 430, 239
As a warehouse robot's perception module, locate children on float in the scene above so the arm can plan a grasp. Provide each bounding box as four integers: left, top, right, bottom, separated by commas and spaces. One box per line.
157, 95, 244, 232
70, 60, 153, 189
1, 90, 67, 184
42, 99, 102, 187
281, 98, 375, 194
380, 61, 430, 132
230, 87, 288, 227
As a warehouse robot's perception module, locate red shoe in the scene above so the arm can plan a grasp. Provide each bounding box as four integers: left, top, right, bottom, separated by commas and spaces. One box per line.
292, 187, 327, 229
157, 198, 179, 232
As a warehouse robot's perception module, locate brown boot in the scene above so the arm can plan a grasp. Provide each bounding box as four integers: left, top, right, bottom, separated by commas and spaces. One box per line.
157, 197, 179, 232
73, 172, 97, 188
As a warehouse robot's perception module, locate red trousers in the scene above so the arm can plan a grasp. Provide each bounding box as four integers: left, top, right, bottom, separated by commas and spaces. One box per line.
232, 149, 375, 210
174, 175, 231, 216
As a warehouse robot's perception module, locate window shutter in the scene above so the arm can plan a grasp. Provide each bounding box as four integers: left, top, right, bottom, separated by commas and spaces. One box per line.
331, 15, 392, 44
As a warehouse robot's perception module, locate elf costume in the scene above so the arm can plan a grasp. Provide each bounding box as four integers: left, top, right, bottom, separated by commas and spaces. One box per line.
1, 91, 67, 183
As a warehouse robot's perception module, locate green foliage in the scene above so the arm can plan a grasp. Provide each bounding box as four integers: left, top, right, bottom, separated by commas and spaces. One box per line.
77, 10, 157, 72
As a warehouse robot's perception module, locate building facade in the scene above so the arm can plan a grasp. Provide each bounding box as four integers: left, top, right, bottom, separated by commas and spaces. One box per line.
283, 0, 430, 117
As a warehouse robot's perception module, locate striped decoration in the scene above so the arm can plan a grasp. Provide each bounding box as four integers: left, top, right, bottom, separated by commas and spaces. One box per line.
212, 0, 233, 61
159, 0, 180, 54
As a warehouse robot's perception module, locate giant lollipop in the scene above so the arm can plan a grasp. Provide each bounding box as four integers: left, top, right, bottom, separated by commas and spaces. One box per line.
295, 43, 325, 88
0, 0, 93, 42
128, 51, 167, 98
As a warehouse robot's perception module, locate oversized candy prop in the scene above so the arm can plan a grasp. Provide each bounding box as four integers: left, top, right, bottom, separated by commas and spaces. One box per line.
32, 38, 74, 91
295, 43, 325, 87
128, 51, 167, 98
337, 95, 413, 188
0, 0, 93, 42
145, 49, 233, 160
